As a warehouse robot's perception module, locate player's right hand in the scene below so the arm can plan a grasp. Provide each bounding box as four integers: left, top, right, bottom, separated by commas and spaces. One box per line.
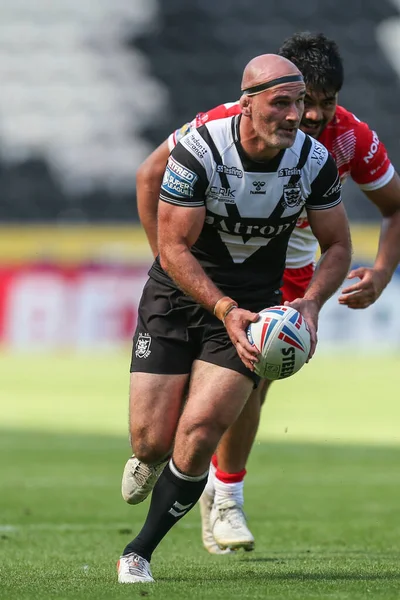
224, 308, 260, 371
284, 298, 319, 360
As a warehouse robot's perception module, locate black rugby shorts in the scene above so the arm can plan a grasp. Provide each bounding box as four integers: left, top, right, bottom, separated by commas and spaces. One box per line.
130, 277, 279, 385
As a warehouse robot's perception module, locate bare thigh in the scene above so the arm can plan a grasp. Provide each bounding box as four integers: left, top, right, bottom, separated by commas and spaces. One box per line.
173, 360, 253, 475
129, 372, 189, 464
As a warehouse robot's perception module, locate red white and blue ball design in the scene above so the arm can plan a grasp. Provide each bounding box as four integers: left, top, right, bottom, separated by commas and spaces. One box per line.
247, 306, 311, 380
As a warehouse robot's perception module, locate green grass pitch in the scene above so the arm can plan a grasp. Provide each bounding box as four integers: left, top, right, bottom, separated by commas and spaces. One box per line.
1, 350, 400, 599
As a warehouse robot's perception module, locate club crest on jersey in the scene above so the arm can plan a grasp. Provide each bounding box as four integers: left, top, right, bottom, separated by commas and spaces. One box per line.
283, 183, 303, 207
135, 333, 152, 359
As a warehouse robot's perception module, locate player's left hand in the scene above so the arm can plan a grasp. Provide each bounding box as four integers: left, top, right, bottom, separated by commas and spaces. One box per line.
338, 267, 388, 309
284, 298, 319, 360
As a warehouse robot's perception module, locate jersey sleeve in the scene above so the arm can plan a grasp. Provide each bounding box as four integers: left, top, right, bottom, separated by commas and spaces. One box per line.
160, 139, 209, 207
168, 102, 239, 150
306, 153, 342, 210
350, 121, 394, 190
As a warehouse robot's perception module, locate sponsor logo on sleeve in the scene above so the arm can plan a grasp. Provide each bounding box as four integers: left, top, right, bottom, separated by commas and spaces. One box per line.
182, 133, 208, 159
196, 112, 209, 126
161, 157, 198, 198
174, 122, 192, 143
323, 174, 342, 197
363, 131, 380, 164
311, 141, 327, 166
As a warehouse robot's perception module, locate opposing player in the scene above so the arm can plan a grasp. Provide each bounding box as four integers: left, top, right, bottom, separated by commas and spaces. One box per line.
117, 53, 351, 583
122, 33, 400, 555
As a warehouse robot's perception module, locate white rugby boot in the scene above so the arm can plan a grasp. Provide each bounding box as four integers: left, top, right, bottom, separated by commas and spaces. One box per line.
211, 500, 255, 551
199, 490, 233, 555
121, 455, 168, 504
117, 552, 154, 583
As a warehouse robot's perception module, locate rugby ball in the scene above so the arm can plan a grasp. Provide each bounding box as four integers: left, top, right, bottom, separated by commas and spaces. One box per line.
247, 305, 311, 380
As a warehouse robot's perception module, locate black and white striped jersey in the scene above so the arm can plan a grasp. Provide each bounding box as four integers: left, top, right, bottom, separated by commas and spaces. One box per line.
150, 114, 342, 305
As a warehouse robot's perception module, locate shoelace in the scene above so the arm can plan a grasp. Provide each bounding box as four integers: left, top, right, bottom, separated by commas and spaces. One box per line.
133, 461, 164, 487
127, 554, 149, 576
132, 462, 155, 486
219, 505, 246, 530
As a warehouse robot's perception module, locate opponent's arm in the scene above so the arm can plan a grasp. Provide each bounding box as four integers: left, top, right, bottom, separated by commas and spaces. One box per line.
288, 201, 352, 358
285, 152, 352, 357
339, 172, 400, 308
305, 202, 352, 308
137, 105, 237, 257
136, 140, 170, 258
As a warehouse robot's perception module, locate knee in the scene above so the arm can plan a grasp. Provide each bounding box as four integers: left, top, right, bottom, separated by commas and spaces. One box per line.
184, 419, 225, 456
130, 426, 172, 464
133, 444, 169, 465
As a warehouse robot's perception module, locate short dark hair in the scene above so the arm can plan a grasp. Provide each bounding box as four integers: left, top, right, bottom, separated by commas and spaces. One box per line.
278, 32, 344, 93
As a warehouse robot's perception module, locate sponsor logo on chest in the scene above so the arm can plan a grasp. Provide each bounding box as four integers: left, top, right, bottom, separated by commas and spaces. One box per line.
208, 186, 236, 203
250, 181, 266, 195
205, 214, 297, 238
216, 164, 243, 178
278, 167, 301, 177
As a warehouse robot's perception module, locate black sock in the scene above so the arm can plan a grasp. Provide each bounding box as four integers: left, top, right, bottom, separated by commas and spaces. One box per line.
122, 460, 208, 562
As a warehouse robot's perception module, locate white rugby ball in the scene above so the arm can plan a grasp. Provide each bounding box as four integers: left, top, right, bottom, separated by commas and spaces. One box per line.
247, 305, 311, 380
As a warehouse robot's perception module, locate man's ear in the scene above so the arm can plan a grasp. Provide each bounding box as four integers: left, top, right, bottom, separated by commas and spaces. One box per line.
240, 95, 251, 116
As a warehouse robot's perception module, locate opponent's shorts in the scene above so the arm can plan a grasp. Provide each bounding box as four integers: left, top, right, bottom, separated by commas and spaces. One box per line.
281, 264, 314, 303
130, 277, 279, 385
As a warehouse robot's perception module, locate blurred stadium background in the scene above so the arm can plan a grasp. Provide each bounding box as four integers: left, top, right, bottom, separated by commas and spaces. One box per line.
2, 4, 400, 597
0, 0, 400, 352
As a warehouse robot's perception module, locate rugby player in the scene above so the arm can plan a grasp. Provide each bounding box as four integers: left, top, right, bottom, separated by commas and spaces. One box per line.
121, 33, 400, 556
117, 53, 351, 583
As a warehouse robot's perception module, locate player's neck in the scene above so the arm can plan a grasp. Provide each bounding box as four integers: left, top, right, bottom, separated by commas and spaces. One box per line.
239, 137, 281, 163
239, 119, 282, 163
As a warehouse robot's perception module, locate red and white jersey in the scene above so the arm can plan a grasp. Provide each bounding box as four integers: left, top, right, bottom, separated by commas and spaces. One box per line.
168, 102, 394, 268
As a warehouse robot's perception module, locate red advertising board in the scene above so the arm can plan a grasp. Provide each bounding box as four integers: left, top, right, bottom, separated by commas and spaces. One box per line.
0, 264, 149, 349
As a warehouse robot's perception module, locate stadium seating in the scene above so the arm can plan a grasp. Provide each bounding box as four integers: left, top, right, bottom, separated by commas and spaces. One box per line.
0, 0, 399, 221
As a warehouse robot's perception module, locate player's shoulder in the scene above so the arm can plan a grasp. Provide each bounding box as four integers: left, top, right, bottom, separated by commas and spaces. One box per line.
290, 130, 330, 165
178, 116, 235, 169
329, 105, 374, 139
195, 101, 241, 126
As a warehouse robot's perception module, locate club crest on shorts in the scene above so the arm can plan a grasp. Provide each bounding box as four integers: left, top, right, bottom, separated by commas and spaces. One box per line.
283, 183, 303, 207
135, 333, 152, 359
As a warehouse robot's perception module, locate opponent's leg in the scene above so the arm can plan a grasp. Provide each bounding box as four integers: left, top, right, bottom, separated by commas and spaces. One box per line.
199, 455, 232, 554
202, 378, 272, 551
119, 361, 252, 582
